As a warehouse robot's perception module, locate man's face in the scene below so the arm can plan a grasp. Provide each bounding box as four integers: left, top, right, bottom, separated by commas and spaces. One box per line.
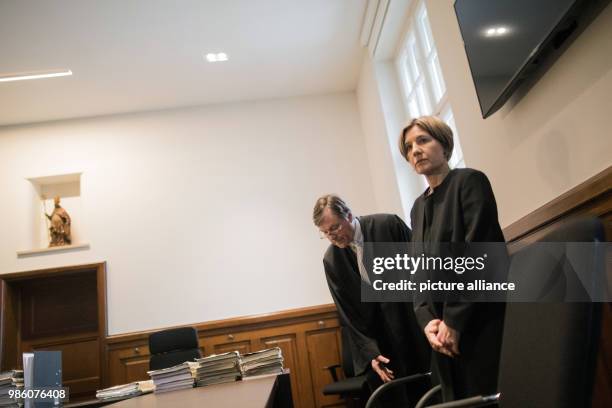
318, 207, 355, 248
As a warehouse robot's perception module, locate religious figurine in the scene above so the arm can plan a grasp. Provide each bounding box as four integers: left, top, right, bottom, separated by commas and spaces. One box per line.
46, 196, 72, 247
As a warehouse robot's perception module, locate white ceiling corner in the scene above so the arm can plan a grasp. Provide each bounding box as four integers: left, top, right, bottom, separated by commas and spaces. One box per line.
0, 0, 368, 127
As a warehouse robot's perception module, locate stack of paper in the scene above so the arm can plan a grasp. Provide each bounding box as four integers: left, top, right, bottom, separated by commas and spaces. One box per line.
148, 362, 196, 393
194, 352, 241, 387
0, 370, 24, 408
96, 380, 154, 401
239, 348, 284, 377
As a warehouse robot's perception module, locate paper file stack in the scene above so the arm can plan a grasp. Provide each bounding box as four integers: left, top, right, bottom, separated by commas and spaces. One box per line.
148, 362, 197, 393
0, 370, 24, 408
239, 347, 284, 377
194, 352, 241, 386
96, 380, 154, 401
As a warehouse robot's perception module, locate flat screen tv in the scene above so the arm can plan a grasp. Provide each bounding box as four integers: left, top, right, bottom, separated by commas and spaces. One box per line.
455, 0, 610, 118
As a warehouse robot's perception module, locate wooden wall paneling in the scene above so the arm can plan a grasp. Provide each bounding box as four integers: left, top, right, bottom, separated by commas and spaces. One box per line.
25, 335, 101, 399
294, 329, 318, 408
96, 263, 109, 388
251, 321, 322, 408
504, 166, 611, 244
248, 316, 341, 408
305, 325, 343, 408
0, 280, 20, 370
107, 341, 151, 385
19, 272, 98, 339
297, 317, 342, 408
196, 338, 206, 358
104, 305, 341, 407
260, 333, 303, 408
194, 304, 338, 333
202, 331, 253, 355
0, 263, 108, 401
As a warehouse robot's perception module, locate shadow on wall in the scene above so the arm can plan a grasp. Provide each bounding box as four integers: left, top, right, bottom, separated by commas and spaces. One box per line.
499, 3, 612, 142
536, 128, 570, 193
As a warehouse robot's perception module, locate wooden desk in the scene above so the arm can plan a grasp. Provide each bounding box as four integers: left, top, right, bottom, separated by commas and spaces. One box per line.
106, 375, 284, 408
64, 399, 119, 407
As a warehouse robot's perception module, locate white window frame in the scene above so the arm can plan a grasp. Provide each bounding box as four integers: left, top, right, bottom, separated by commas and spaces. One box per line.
395, 0, 464, 168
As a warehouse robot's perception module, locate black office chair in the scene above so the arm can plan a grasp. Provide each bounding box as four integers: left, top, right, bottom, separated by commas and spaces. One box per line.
322, 327, 369, 406
148, 326, 202, 370
367, 217, 606, 408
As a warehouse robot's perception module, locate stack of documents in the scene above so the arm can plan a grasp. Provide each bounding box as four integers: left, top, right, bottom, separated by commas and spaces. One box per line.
239, 348, 284, 377
148, 362, 196, 393
96, 380, 154, 401
194, 351, 241, 386
0, 370, 24, 408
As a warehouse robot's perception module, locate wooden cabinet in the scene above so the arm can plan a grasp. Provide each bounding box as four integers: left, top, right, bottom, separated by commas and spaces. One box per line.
0, 263, 107, 401
305, 327, 344, 408
26, 335, 101, 398
107, 342, 151, 386
105, 304, 343, 408
202, 332, 254, 356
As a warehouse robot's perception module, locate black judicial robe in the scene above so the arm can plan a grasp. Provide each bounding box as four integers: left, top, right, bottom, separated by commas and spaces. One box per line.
410, 168, 506, 401
323, 214, 430, 387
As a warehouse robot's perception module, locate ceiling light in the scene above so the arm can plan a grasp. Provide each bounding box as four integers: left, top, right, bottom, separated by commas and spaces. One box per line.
205, 52, 229, 63
0, 69, 73, 83
496, 27, 508, 35
484, 26, 510, 38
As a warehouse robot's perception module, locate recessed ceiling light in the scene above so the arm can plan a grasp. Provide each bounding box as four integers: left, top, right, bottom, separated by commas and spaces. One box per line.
484, 26, 510, 38
496, 27, 508, 35
205, 52, 229, 63
0, 69, 73, 83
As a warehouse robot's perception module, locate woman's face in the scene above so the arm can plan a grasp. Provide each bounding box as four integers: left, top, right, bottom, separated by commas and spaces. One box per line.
403, 125, 448, 175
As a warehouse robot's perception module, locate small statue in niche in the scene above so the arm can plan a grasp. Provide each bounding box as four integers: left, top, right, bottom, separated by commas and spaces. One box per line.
45, 196, 72, 247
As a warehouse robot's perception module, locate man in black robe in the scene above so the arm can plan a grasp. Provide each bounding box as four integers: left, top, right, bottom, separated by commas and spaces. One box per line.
313, 194, 430, 406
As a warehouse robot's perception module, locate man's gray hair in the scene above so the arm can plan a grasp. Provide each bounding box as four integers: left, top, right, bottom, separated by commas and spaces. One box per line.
312, 194, 351, 226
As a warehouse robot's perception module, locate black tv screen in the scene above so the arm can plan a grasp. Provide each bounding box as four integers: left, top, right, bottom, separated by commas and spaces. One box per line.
454, 0, 604, 118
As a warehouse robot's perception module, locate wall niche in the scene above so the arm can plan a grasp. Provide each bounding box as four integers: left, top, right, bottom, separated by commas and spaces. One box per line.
18, 172, 89, 257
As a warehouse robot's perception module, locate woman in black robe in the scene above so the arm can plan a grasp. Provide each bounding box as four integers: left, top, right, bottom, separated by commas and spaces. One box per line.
398, 116, 506, 402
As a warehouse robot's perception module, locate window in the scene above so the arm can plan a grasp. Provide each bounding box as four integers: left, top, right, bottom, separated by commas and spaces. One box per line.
396, 1, 464, 168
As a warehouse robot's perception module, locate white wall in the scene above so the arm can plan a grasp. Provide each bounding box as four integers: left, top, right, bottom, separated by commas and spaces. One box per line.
357, 0, 612, 228
356, 55, 403, 217
426, 0, 612, 226
356, 55, 426, 222
0, 92, 378, 335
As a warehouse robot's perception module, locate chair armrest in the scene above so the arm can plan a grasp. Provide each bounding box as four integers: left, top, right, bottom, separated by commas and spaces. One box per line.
365, 372, 432, 408
415, 384, 442, 408
427, 393, 500, 408
322, 364, 342, 382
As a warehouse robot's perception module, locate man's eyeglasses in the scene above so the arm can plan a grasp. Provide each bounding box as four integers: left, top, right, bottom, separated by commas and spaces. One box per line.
319, 223, 344, 239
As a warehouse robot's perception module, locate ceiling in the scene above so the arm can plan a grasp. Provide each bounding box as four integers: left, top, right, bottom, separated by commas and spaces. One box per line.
0, 0, 368, 127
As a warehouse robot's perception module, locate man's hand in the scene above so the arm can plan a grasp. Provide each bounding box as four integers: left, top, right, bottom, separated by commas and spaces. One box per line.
436, 321, 460, 357
371, 355, 394, 383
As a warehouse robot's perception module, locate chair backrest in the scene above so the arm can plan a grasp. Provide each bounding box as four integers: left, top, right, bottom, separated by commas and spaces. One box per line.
498, 217, 604, 408
148, 327, 202, 370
